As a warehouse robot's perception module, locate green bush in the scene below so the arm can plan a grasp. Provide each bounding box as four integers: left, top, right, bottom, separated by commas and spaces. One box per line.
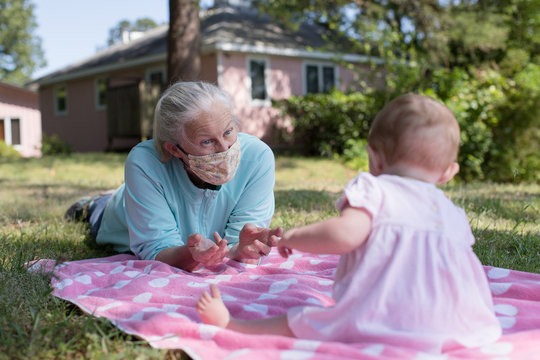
41, 134, 73, 156
340, 138, 370, 172
0, 141, 22, 160
428, 69, 501, 181
427, 67, 539, 182
488, 64, 540, 182
273, 90, 376, 157
274, 66, 538, 182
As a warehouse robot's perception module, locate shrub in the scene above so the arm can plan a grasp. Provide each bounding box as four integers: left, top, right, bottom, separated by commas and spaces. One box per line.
429, 69, 501, 181
488, 64, 540, 182
340, 138, 370, 172
0, 141, 22, 160
274, 66, 538, 182
426, 66, 539, 182
41, 134, 73, 156
273, 90, 376, 157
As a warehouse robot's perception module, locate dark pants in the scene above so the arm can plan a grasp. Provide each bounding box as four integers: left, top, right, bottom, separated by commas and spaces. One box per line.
87, 194, 112, 238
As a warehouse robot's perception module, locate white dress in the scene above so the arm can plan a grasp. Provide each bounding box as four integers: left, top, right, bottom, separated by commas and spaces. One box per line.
287, 173, 501, 353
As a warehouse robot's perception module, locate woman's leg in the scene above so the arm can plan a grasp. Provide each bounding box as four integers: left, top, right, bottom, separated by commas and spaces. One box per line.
87, 193, 112, 238
65, 192, 112, 238
197, 284, 296, 337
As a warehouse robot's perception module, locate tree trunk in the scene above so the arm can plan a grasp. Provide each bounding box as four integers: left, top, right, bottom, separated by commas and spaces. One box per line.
167, 0, 201, 83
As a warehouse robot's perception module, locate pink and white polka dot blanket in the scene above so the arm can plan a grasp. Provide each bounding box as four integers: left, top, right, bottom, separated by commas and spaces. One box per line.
30, 250, 540, 360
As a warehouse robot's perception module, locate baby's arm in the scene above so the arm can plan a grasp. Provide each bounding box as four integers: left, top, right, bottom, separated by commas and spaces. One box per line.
278, 202, 371, 256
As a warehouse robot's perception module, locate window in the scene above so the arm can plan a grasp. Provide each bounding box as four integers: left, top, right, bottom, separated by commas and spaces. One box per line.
306, 65, 319, 94
304, 63, 336, 94
10, 118, 20, 145
249, 59, 267, 100
146, 68, 165, 85
148, 71, 163, 84
0, 118, 21, 146
54, 85, 67, 115
248, 58, 269, 104
96, 78, 108, 109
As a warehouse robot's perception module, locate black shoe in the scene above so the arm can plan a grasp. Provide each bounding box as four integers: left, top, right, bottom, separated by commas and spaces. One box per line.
64, 196, 93, 221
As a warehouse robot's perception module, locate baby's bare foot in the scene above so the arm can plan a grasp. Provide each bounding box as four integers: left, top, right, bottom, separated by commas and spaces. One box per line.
196, 284, 230, 328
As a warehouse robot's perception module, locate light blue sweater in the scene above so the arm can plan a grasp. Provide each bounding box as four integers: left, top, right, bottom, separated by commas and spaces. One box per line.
96, 133, 276, 260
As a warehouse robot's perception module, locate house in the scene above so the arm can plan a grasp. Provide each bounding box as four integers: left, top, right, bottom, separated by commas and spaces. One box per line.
32, 4, 374, 153
0, 81, 41, 157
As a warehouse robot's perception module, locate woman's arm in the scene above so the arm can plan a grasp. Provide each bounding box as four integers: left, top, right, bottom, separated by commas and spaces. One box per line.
278, 203, 372, 257
223, 136, 278, 263
155, 245, 199, 272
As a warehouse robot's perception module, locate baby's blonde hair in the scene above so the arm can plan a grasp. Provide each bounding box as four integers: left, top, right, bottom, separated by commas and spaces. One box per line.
367, 94, 460, 172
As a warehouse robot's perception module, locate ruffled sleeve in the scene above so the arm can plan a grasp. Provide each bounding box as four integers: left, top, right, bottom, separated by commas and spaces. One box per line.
337, 172, 382, 219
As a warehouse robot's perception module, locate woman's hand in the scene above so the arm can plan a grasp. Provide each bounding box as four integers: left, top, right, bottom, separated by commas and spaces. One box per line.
187, 232, 230, 267
228, 223, 283, 263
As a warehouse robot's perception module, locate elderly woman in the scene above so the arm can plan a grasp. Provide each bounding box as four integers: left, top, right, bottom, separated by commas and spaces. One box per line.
67, 81, 282, 271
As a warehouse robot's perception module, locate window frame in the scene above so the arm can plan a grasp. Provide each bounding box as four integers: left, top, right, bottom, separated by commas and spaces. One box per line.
0, 117, 22, 148
54, 84, 68, 115
246, 56, 270, 106
302, 61, 339, 95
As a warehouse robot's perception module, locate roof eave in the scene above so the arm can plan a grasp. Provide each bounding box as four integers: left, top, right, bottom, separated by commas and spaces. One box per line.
205, 41, 381, 63
35, 42, 380, 87
34, 53, 167, 87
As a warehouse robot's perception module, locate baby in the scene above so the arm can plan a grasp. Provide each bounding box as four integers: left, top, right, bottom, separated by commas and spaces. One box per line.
196, 94, 501, 353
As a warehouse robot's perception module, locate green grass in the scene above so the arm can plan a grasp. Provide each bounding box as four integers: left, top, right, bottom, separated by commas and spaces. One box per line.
0, 154, 538, 359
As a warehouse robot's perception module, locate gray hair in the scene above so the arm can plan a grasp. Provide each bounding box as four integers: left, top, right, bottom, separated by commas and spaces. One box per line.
153, 81, 239, 161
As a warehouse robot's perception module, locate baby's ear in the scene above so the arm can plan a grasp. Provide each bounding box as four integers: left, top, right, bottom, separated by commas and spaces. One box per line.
438, 162, 460, 184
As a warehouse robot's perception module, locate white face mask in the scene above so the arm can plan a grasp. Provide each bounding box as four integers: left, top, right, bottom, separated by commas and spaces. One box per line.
178, 138, 241, 185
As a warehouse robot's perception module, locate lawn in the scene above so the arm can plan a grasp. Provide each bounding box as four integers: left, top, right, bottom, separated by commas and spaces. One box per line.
0, 153, 538, 359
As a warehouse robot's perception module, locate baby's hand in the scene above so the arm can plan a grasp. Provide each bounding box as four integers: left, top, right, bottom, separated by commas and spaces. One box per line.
277, 238, 292, 258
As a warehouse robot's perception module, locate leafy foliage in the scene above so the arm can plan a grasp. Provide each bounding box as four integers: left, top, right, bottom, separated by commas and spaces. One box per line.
41, 134, 73, 156
340, 138, 370, 173
0, 140, 22, 160
106, 18, 159, 46
488, 64, 540, 182
273, 90, 375, 157
274, 65, 539, 182
260, 0, 538, 183
0, 0, 45, 85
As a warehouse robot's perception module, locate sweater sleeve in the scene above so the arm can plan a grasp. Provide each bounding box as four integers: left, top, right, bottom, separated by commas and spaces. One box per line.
123, 146, 184, 260
223, 136, 276, 244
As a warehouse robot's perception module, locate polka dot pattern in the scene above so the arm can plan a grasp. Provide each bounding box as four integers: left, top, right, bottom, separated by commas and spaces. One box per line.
27, 255, 540, 359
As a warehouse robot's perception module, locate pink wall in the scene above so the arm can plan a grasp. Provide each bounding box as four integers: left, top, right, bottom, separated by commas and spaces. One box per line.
270, 57, 302, 98
219, 54, 303, 142
219, 53, 361, 144
41, 77, 108, 152
338, 63, 382, 91
41, 66, 155, 153
200, 55, 218, 83
38, 53, 369, 152
0, 83, 41, 157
